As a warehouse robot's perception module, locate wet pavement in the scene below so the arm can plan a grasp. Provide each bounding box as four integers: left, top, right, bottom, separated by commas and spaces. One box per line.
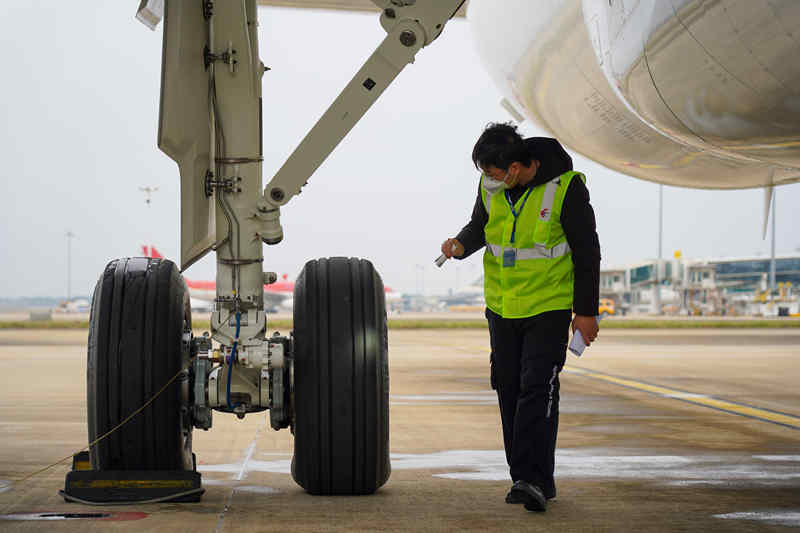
0, 328, 798, 531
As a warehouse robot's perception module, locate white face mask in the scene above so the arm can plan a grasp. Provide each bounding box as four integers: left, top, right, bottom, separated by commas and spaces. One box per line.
483, 168, 517, 190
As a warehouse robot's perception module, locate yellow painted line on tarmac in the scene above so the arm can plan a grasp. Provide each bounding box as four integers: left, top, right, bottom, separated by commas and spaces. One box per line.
565, 367, 800, 430
428, 340, 800, 429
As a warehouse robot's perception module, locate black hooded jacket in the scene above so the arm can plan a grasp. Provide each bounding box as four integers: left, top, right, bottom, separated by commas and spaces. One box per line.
455, 137, 600, 316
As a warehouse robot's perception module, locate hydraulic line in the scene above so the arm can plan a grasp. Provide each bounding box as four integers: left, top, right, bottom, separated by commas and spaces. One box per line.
226, 311, 242, 409
218, 190, 241, 294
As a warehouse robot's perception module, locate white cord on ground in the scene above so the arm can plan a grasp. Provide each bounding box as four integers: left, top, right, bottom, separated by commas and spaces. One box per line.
57, 488, 205, 506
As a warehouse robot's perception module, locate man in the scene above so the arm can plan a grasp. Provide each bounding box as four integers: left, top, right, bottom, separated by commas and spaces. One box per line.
440, 123, 600, 512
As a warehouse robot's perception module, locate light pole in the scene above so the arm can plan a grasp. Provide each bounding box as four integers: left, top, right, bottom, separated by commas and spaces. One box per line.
770, 189, 776, 298
138, 185, 159, 207
139, 186, 159, 254
66, 231, 75, 301
654, 184, 663, 314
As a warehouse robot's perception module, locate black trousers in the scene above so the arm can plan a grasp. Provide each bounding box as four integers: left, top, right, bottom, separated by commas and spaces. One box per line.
486, 307, 571, 498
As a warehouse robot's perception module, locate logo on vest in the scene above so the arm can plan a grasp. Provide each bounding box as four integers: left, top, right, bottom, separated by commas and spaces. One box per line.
539, 208, 550, 220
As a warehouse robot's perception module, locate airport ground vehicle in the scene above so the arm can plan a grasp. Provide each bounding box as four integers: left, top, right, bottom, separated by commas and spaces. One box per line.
599, 298, 615, 318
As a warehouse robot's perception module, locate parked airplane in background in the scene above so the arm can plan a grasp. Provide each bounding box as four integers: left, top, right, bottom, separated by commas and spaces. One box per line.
56, 299, 91, 313
439, 276, 484, 308
142, 246, 295, 311
142, 245, 396, 311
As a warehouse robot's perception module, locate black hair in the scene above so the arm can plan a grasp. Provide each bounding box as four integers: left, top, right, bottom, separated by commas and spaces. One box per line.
471, 122, 533, 171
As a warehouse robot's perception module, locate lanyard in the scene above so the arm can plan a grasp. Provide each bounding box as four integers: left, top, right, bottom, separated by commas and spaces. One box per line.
505, 187, 533, 244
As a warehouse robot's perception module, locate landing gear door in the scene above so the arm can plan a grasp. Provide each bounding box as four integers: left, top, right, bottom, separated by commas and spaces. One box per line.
158, 0, 215, 271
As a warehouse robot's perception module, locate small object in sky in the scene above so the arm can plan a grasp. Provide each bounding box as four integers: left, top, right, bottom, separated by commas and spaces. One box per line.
136, 0, 164, 31
568, 316, 602, 357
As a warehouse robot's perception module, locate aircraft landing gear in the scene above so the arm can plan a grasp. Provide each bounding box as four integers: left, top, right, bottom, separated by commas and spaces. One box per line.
291, 257, 391, 495
64, 257, 201, 503
87, 257, 193, 471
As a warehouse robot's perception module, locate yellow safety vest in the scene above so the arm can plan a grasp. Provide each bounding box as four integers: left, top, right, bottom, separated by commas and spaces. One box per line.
481, 171, 584, 318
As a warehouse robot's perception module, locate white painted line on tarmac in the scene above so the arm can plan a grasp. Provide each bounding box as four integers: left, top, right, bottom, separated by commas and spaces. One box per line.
195, 478, 281, 495
432, 451, 800, 484
665, 480, 729, 487
233, 486, 281, 495
663, 393, 709, 400
0, 480, 11, 494
752, 455, 800, 461
237, 441, 257, 481
199, 450, 800, 488
200, 458, 292, 476
391, 401, 497, 406
390, 391, 497, 406
200, 479, 235, 486
391, 394, 495, 402
714, 511, 800, 527
216, 427, 264, 533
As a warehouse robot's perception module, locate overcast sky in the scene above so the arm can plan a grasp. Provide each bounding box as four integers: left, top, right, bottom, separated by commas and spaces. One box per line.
1, 2, 799, 299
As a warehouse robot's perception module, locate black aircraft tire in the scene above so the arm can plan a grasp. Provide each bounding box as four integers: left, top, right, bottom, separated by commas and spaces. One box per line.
87, 257, 192, 471
292, 257, 390, 495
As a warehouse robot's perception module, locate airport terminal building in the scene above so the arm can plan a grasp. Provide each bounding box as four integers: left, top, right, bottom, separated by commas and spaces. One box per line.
601, 254, 800, 316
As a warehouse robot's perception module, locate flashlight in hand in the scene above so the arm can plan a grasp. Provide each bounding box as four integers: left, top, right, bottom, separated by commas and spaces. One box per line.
435, 243, 457, 268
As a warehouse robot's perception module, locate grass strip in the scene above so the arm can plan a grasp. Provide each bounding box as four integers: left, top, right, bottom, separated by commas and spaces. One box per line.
0, 320, 90, 329
601, 319, 800, 329
3, 318, 800, 330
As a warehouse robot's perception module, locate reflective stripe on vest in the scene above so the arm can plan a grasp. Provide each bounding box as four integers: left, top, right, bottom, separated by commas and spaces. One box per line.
485, 241, 571, 260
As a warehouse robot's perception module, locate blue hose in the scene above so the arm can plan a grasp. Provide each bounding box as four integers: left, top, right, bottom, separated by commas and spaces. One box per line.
226, 311, 241, 409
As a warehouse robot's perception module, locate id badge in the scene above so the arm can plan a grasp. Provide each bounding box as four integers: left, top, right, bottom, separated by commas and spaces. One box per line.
502, 248, 517, 267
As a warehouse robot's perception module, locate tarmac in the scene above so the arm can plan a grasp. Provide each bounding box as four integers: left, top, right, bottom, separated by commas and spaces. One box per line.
0, 327, 798, 531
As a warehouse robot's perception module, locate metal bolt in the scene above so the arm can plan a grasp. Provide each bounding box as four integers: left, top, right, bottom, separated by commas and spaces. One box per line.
385, 8, 396, 18
270, 188, 285, 202
399, 30, 417, 47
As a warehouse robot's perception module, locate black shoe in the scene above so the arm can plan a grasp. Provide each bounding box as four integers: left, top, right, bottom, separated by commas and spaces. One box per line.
506, 482, 555, 504
505, 486, 525, 504
506, 480, 547, 512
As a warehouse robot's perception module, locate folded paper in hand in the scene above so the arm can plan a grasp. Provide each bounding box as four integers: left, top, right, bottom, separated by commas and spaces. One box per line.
568, 315, 601, 357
